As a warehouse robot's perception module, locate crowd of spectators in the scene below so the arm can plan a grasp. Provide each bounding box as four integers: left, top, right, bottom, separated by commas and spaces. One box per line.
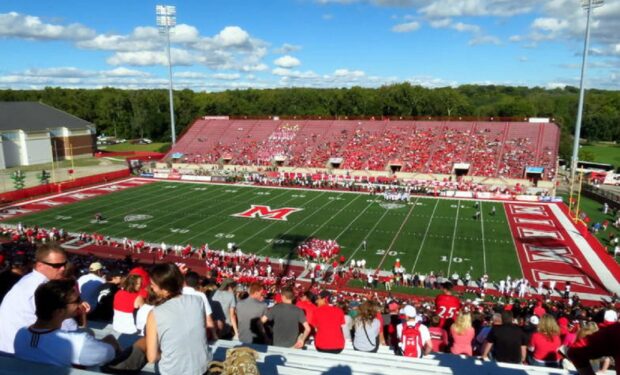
167, 121, 557, 181
0, 236, 618, 374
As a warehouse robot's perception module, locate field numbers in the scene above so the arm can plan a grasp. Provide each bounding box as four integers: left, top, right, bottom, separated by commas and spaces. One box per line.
164, 185, 178, 189
265, 238, 292, 244
328, 197, 344, 201
215, 233, 235, 239
376, 249, 398, 257
256, 191, 271, 195
193, 187, 208, 191
55, 215, 72, 220
225, 189, 238, 193
169, 228, 189, 234
291, 194, 306, 198
440, 256, 464, 263
128, 223, 147, 229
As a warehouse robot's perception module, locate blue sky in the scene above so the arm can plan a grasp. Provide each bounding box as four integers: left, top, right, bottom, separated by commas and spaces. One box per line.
0, 0, 618, 91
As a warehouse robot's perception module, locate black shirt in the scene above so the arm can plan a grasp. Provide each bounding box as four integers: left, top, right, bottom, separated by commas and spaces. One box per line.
487, 324, 527, 364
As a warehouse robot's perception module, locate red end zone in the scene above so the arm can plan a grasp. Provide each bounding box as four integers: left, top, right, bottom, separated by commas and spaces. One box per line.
505, 202, 620, 300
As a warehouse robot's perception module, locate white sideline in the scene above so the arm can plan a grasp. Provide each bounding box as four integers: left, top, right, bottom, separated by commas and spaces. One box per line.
549, 204, 620, 295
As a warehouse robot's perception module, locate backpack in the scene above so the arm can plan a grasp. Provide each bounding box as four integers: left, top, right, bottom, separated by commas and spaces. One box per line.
400, 322, 422, 358
207, 347, 260, 375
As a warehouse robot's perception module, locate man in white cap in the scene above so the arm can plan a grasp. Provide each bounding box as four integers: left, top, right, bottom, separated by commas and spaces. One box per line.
78, 262, 106, 311
396, 305, 432, 358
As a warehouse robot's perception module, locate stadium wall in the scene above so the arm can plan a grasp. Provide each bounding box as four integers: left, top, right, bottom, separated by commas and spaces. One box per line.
0, 168, 130, 205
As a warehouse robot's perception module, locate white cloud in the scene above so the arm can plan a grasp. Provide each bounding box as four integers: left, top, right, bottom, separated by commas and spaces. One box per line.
106, 48, 198, 66
469, 35, 501, 46
212, 73, 241, 80
420, 0, 534, 17
104, 67, 150, 77
518, 56, 528, 62
333, 69, 365, 78
0, 11, 95, 40
213, 26, 250, 47
322, 14, 334, 20
274, 43, 302, 54
532, 17, 569, 33
242, 63, 269, 72
274, 55, 301, 68
429, 18, 452, 28
452, 22, 480, 33
174, 71, 207, 78
391, 21, 421, 33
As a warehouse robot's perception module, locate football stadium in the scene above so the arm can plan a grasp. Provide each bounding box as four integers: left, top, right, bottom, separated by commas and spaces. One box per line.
2, 2, 620, 375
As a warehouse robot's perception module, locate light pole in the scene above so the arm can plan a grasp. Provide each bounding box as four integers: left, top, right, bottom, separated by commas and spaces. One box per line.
571, 0, 603, 181
156, 4, 177, 145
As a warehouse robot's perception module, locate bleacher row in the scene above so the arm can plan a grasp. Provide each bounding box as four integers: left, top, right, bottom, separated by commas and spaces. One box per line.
0, 323, 592, 375
165, 119, 560, 181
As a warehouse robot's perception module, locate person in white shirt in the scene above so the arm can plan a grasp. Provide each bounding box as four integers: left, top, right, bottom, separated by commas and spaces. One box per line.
182, 271, 217, 339
0, 245, 82, 354
396, 305, 432, 358
14, 279, 146, 370
77, 261, 105, 311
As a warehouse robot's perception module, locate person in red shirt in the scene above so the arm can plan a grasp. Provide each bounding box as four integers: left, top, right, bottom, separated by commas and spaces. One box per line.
435, 282, 461, 328
296, 291, 317, 326
528, 314, 561, 367
309, 290, 345, 353
568, 322, 620, 375
428, 315, 449, 353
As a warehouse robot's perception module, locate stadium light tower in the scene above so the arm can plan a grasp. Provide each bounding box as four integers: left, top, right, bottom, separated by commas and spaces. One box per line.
571, 0, 604, 181
156, 4, 177, 145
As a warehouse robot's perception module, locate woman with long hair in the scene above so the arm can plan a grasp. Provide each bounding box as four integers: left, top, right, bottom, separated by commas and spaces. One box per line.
112, 274, 144, 334
352, 301, 381, 353
528, 314, 562, 367
450, 312, 474, 356
145, 263, 210, 375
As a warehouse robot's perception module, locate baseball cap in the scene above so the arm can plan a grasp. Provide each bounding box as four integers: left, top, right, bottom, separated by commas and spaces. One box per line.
403, 305, 417, 318
89, 262, 103, 272
529, 316, 540, 325
604, 310, 618, 322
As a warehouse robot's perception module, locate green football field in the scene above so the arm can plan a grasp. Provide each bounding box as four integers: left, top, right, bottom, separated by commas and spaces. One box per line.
4, 181, 523, 280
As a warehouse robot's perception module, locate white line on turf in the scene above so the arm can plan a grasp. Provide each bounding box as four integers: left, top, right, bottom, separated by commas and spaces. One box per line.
447, 200, 461, 275
410, 198, 440, 274
480, 201, 487, 274
376, 196, 421, 270
333, 199, 375, 241
347, 205, 394, 263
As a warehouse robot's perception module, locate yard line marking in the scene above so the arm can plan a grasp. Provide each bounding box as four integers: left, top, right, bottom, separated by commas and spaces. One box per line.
376, 196, 421, 271
254, 192, 343, 254
410, 198, 440, 274
334, 200, 375, 241
480, 201, 487, 274
447, 200, 461, 275
165, 187, 293, 244
347, 206, 393, 264
235, 191, 328, 247
304, 194, 363, 238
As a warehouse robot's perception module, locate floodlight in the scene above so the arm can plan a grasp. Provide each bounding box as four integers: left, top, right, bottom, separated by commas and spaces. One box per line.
156, 5, 177, 145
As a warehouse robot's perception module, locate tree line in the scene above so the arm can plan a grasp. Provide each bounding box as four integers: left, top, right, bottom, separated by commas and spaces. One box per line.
1, 83, 618, 160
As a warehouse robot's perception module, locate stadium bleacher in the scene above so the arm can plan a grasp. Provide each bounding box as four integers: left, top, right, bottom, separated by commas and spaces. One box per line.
165, 119, 560, 181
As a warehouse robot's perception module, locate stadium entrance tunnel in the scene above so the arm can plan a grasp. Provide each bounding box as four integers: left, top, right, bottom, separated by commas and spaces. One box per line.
328, 157, 343, 169
453, 163, 471, 177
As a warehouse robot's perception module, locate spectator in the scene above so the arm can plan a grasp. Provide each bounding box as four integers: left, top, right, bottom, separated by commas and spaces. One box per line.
481, 311, 527, 364
428, 315, 449, 353
90, 269, 124, 322
112, 274, 143, 334
450, 312, 474, 356
435, 282, 461, 328
14, 279, 146, 371
310, 290, 346, 354
262, 286, 310, 348
0, 255, 26, 304
352, 301, 382, 353
77, 261, 105, 311
145, 263, 210, 375
528, 314, 561, 367
568, 322, 620, 375
475, 313, 501, 354
0, 245, 79, 354
236, 282, 268, 344
211, 279, 239, 339
295, 291, 317, 326
396, 305, 432, 358
182, 271, 217, 339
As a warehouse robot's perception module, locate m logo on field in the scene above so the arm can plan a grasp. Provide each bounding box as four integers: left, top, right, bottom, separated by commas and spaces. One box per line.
233, 205, 303, 221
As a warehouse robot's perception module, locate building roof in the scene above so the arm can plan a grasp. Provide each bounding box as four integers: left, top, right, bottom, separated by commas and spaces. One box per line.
0, 101, 93, 132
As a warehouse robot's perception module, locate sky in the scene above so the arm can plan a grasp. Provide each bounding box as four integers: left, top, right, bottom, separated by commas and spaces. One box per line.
0, 0, 619, 92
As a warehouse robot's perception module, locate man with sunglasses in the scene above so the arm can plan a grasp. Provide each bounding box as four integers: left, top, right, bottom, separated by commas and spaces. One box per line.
0, 245, 79, 354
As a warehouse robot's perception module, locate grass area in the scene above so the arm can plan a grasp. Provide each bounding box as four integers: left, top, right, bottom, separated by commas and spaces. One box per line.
98, 142, 170, 153
2, 157, 124, 173
2, 182, 522, 279
347, 279, 485, 300
580, 143, 620, 167
561, 192, 620, 251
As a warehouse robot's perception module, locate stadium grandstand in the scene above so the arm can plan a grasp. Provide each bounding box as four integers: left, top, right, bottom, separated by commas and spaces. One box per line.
164, 117, 560, 183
